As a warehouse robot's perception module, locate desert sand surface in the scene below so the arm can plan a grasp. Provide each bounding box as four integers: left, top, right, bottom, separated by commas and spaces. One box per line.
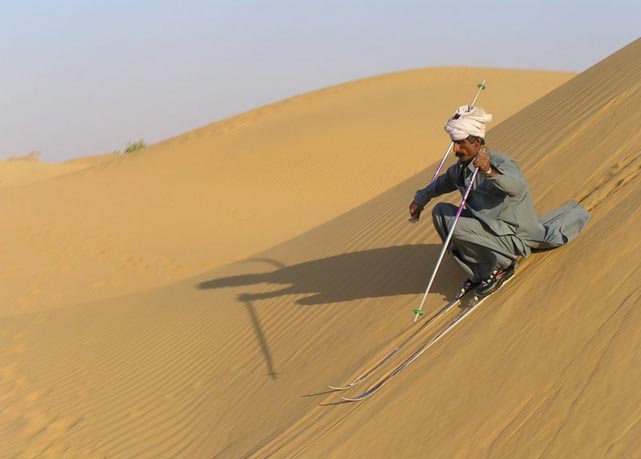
0, 67, 571, 315
0, 152, 116, 188
2, 36, 641, 457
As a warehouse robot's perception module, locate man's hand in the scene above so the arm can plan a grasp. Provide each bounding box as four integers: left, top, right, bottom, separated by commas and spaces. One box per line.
409, 201, 422, 222
473, 146, 492, 174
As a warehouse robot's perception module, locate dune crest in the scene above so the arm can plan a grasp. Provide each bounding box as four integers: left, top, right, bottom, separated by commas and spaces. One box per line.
0, 152, 117, 187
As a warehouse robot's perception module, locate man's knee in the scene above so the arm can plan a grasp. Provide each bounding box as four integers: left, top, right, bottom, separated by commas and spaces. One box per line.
451, 218, 481, 241
431, 202, 457, 220
431, 202, 454, 232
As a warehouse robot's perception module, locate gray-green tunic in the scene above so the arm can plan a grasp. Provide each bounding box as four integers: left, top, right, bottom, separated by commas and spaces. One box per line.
414, 151, 590, 280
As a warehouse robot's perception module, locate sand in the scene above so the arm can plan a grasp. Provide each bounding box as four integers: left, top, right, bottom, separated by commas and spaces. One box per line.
2, 39, 640, 458
0, 152, 116, 187
0, 67, 570, 315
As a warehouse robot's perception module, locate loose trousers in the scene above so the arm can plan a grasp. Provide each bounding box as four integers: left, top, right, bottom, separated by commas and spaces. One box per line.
431, 203, 527, 282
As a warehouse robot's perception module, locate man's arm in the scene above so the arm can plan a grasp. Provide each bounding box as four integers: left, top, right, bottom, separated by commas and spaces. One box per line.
483, 170, 526, 196
409, 166, 457, 220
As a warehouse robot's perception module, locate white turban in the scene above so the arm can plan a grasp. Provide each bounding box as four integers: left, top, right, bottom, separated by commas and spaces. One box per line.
444, 105, 493, 141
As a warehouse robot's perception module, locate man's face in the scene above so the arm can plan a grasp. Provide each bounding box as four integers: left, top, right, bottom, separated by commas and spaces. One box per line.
453, 136, 482, 162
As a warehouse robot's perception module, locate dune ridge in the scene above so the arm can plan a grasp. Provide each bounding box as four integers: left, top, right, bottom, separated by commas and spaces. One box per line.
0, 152, 117, 187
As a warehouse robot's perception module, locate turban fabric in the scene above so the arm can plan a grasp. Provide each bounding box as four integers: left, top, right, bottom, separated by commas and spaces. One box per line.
444, 105, 493, 141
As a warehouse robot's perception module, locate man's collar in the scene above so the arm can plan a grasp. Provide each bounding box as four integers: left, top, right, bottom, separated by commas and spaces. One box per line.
458, 151, 492, 173
457, 160, 477, 174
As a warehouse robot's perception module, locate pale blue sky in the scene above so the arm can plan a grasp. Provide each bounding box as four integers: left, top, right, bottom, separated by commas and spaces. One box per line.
2, 0, 639, 162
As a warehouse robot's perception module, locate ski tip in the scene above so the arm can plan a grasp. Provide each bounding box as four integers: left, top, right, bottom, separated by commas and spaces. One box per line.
328, 385, 351, 391
341, 395, 366, 402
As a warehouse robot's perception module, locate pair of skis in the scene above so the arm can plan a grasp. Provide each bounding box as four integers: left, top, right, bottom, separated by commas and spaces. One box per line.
328, 80, 500, 401
330, 274, 516, 402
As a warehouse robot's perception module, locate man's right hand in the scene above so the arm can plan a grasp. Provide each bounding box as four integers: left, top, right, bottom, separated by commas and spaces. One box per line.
409, 201, 422, 222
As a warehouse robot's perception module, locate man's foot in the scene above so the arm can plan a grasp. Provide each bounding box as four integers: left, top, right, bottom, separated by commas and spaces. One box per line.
455, 278, 480, 299
475, 264, 516, 297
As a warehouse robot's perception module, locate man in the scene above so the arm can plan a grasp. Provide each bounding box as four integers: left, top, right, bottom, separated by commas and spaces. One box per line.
409, 105, 590, 298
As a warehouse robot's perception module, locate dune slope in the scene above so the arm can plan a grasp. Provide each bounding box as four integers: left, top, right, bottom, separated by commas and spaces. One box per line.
256, 37, 641, 458
3, 41, 641, 458
0, 68, 572, 314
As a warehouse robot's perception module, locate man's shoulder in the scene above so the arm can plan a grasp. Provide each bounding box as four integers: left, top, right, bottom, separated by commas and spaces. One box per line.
488, 150, 512, 162
488, 150, 525, 176
489, 151, 520, 167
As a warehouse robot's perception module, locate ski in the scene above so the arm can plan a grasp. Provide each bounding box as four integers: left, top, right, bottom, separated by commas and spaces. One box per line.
341, 273, 517, 402
329, 294, 466, 391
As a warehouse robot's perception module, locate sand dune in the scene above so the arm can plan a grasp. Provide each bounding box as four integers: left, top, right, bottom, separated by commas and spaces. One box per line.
0, 68, 571, 315
0, 152, 115, 187
3, 38, 641, 457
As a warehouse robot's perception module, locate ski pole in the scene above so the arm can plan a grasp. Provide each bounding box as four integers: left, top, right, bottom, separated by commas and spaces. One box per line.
409, 80, 486, 223
413, 166, 480, 322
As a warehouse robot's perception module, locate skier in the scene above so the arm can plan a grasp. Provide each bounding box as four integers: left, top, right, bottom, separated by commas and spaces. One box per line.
409, 105, 590, 298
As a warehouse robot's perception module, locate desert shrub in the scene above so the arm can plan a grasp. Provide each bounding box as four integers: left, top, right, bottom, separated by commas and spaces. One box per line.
124, 140, 145, 153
